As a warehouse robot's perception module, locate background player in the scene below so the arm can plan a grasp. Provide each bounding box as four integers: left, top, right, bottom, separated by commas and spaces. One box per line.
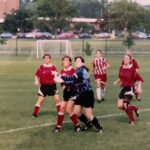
90, 50, 110, 102
122, 49, 140, 101
114, 54, 143, 124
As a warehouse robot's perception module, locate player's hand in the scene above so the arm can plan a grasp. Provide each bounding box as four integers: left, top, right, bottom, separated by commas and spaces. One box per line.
136, 88, 143, 94
54, 76, 64, 83
114, 81, 118, 86
34, 80, 39, 86
52, 71, 59, 77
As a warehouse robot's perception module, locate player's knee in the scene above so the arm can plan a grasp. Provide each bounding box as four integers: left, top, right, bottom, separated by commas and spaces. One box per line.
118, 104, 123, 110
66, 108, 72, 115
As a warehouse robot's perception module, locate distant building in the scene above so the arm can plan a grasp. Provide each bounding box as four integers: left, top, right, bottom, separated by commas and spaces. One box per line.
0, 0, 20, 23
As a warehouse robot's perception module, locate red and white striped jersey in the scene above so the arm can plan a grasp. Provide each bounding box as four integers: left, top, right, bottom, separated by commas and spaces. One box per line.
92, 57, 109, 75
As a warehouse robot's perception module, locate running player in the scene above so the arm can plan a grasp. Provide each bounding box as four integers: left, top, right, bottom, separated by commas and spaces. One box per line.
114, 54, 143, 124
55, 56, 103, 133
54, 56, 93, 132
122, 50, 140, 100
32, 54, 61, 117
90, 50, 110, 102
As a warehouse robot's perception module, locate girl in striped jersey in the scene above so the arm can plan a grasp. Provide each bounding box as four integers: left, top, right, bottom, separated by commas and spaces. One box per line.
90, 50, 110, 102
114, 54, 143, 124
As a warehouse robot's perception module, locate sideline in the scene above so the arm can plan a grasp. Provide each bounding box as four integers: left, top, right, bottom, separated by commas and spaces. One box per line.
0, 108, 150, 134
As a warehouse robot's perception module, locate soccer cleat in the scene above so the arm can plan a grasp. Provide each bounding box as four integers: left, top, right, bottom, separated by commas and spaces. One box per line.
137, 97, 141, 101
98, 126, 103, 134
102, 97, 105, 101
98, 99, 102, 103
129, 121, 136, 125
81, 126, 88, 131
75, 125, 82, 132
135, 106, 139, 118
32, 114, 38, 118
53, 127, 61, 133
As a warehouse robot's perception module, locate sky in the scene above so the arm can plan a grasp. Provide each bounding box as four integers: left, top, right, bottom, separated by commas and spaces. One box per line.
108, 0, 150, 5
135, 0, 150, 5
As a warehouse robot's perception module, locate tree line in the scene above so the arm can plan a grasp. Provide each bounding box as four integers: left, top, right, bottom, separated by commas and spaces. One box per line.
0, 0, 150, 35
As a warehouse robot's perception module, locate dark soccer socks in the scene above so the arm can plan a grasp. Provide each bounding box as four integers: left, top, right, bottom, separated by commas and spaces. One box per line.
91, 116, 103, 133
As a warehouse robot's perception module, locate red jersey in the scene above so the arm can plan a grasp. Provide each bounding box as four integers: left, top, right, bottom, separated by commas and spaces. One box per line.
122, 58, 139, 70
36, 64, 57, 84
92, 57, 109, 75
119, 64, 143, 87
61, 66, 76, 88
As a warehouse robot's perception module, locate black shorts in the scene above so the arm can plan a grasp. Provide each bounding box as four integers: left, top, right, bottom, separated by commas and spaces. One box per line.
119, 86, 134, 102
38, 84, 58, 97
63, 88, 76, 101
75, 90, 95, 108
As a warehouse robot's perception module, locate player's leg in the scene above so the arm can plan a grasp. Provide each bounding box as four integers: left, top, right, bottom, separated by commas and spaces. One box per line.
53, 94, 61, 112
96, 79, 102, 102
54, 100, 68, 132
84, 107, 103, 133
124, 102, 136, 124
101, 83, 106, 101
72, 105, 82, 132
32, 96, 45, 117
117, 99, 124, 110
66, 100, 74, 115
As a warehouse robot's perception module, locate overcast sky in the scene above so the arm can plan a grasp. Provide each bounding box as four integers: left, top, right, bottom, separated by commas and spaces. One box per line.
135, 0, 150, 5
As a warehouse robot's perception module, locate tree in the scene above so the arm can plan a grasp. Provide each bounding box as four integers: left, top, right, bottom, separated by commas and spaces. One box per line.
0, 25, 6, 45
122, 33, 135, 48
37, 0, 76, 35
72, 0, 103, 18
108, 0, 146, 38
3, 8, 34, 33
85, 42, 93, 56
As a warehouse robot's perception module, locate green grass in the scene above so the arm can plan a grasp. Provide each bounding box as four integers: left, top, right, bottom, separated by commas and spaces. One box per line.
0, 56, 150, 150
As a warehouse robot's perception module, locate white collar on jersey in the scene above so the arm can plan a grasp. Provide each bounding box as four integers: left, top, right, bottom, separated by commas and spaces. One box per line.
63, 66, 73, 71
95, 57, 103, 60
123, 64, 133, 69
43, 63, 53, 67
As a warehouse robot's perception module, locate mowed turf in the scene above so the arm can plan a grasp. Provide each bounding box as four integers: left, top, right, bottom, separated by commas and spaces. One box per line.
0, 56, 150, 150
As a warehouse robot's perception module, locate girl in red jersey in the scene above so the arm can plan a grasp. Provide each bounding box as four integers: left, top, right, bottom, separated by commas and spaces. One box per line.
114, 54, 143, 124
90, 50, 110, 102
122, 50, 140, 100
54, 56, 93, 132
32, 54, 61, 117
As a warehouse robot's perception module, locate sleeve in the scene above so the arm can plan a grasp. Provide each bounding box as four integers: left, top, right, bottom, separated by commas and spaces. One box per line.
104, 58, 109, 66
53, 65, 57, 72
35, 66, 41, 78
61, 69, 81, 85
92, 60, 95, 67
133, 59, 139, 70
134, 72, 144, 82
119, 66, 122, 79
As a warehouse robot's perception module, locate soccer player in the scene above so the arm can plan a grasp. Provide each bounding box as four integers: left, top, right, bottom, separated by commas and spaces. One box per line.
56, 56, 103, 133
90, 50, 110, 102
114, 54, 143, 124
122, 50, 140, 100
54, 56, 93, 132
32, 54, 61, 117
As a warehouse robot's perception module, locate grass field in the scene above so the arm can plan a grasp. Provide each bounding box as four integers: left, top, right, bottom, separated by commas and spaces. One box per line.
0, 55, 150, 150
